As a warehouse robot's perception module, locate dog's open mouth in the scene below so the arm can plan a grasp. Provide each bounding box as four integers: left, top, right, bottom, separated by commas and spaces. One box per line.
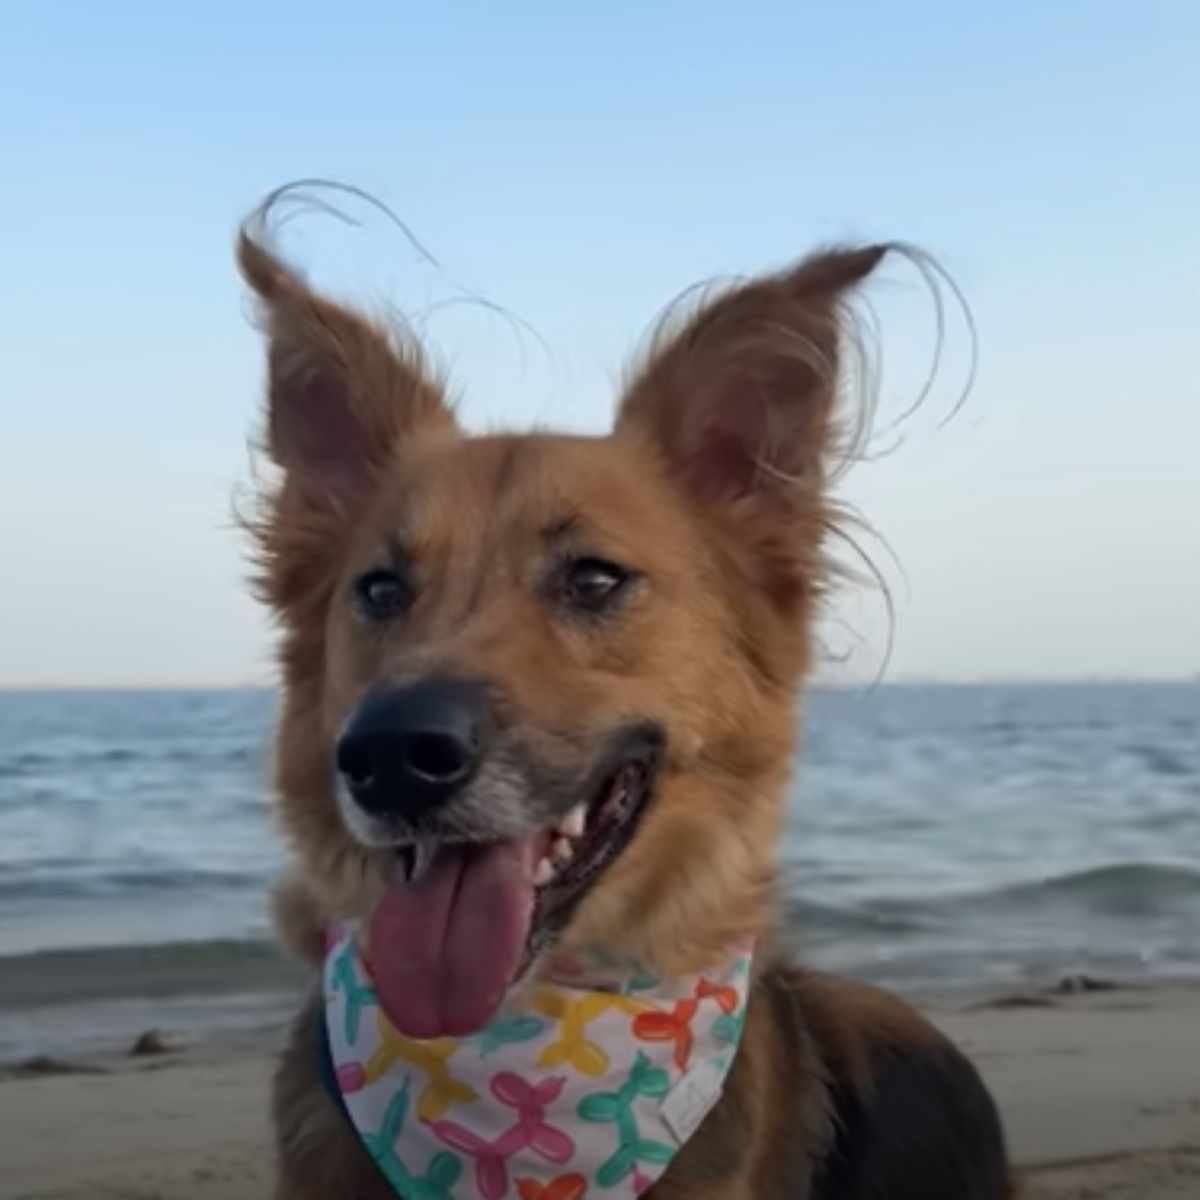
364, 756, 656, 1039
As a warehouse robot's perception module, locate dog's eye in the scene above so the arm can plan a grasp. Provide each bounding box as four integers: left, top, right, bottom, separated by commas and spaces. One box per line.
561, 558, 631, 612
353, 568, 412, 621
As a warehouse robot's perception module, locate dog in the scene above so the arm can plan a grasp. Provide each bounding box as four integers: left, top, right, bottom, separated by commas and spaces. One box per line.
238, 207, 1013, 1199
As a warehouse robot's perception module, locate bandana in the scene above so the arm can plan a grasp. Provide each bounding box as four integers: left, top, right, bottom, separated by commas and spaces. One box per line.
324, 926, 753, 1199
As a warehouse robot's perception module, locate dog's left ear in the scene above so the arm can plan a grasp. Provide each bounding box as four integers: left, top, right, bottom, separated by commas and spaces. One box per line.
616, 245, 887, 509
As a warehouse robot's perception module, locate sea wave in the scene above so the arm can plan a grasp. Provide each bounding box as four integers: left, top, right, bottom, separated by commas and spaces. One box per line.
1, 864, 1197, 1021
0, 937, 298, 1011
984, 860, 1200, 901
916, 859, 1190, 902
891, 860, 1200, 915
782, 897, 932, 936
0, 744, 261, 778
0, 865, 266, 900
786, 860, 1200, 935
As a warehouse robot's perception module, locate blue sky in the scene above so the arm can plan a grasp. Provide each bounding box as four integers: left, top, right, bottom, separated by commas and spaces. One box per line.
3, 2, 1197, 685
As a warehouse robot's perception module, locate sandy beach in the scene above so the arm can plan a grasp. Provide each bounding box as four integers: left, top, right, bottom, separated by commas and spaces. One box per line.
2, 980, 1197, 1200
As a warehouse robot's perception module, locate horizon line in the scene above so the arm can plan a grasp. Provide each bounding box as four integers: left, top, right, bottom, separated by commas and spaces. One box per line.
0, 674, 1194, 694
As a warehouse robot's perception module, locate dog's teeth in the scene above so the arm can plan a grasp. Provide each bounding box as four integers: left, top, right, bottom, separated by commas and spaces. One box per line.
410, 840, 435, 883
559, 804, 587, 840
533, 857, 556, 887
394, 845, 417, 885
551, 836, 574, 864
393, 841, 435, 885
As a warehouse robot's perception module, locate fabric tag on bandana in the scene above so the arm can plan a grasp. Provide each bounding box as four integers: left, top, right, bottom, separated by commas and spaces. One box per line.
659, 1056, 729, 1144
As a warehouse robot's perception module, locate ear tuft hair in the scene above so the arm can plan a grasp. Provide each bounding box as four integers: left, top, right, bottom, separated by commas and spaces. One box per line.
617, 244, 889, 506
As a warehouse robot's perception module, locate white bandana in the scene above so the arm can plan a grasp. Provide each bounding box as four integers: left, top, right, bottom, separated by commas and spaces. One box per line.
324, 926, 753, 1199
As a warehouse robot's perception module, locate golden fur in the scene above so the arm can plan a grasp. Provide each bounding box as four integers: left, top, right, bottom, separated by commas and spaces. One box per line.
239, 209, 1013, 1199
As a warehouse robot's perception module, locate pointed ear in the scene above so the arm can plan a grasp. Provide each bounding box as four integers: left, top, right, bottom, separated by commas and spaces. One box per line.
237, 231, 455, 510
616, 245, 887, 506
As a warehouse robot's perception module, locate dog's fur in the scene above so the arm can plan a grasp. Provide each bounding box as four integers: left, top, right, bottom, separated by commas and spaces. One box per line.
239, 216, 1013, 1199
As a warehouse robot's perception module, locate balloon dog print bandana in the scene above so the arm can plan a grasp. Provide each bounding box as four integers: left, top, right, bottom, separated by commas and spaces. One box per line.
324, 926, 753, 1199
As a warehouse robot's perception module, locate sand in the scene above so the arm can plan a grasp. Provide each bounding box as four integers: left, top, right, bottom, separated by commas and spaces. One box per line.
2, 982, 1197, 1199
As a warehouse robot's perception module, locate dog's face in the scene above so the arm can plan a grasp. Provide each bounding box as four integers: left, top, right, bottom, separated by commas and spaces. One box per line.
241, 232, 884, 1036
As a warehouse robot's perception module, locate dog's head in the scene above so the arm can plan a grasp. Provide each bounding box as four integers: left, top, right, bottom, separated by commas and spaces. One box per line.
240, 228, 885, 1037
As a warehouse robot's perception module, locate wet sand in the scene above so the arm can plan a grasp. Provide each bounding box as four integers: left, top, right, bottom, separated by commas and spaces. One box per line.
2, 981, 1197, 1198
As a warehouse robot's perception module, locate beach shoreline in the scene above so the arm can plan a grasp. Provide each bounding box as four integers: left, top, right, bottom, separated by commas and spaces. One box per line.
2, 977, 1197, 1199
3, 684, 1196, 1196
6, 931, 1199, 1064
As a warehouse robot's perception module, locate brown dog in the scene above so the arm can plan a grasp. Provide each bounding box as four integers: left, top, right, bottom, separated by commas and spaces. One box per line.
239, 213, 1013, 1199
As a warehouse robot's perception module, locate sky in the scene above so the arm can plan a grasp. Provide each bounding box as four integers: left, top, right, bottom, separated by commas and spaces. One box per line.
2, 1, 1197, 687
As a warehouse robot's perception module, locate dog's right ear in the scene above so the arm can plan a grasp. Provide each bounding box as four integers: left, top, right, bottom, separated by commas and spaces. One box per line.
237, 231, 455, 512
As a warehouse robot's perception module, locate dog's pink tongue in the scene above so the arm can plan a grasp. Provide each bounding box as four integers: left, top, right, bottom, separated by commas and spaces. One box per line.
366, 838, 536, 1039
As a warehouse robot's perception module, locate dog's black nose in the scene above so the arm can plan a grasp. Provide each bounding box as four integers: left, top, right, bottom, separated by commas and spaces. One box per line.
336, 680, 487, 819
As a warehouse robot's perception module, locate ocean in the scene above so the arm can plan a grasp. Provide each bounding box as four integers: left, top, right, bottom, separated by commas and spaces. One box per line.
1, 683, 1197, 1060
